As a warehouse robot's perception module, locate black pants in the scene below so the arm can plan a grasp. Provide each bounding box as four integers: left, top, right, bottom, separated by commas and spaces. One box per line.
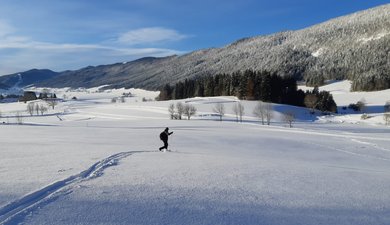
159, 140, 168, 150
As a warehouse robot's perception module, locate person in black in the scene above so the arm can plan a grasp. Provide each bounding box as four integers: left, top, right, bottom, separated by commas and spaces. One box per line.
159, 127, 173, 151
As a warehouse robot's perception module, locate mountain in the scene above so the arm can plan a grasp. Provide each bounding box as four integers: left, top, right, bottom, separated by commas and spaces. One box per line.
0, 83, 10, 90
39, 56, 175, 90
0, 69, 59, 89
30, 4, 390, 91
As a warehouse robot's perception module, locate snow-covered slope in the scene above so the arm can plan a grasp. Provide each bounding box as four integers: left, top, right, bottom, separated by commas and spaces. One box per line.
0, 86, 389, 225
36, 4, 390, 91
300, 80, 390, 125
0, 69, 59, 93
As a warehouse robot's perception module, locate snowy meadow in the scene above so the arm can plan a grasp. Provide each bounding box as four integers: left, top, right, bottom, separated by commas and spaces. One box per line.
0, 81, 390, 225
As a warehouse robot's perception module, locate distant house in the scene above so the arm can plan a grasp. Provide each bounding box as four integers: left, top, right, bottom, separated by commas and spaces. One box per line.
38, 92, 57, 99
19, 91, 37, 102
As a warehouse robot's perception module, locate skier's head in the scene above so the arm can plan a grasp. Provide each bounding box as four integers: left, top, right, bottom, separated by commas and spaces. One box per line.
165, 127, 169, 132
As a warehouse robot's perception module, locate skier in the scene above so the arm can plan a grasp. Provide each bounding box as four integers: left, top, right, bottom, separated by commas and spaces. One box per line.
159, 127, 173, 151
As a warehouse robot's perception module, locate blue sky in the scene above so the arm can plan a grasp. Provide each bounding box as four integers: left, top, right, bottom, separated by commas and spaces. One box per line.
0, 0, 388, 75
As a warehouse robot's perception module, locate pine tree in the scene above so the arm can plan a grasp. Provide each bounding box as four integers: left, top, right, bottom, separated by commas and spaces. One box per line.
245, 70, 255, 100
237, 72, 248, 99
159, 84, 173, 100
253, 72, 262, 100
260, 73, 272, 102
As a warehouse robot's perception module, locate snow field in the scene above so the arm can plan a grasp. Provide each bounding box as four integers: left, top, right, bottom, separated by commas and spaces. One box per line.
0, 82, 389, 224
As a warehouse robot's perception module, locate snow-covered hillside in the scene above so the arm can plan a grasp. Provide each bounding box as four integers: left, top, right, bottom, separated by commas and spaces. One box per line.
0, 83, 389, 225
32, 4, 390, 91
299, 80, 390, 125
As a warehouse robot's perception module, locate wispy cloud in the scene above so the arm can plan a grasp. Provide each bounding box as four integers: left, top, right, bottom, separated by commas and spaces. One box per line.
0, 20, 15, 37
0, 25, 187, 74
117, 27, 188, 45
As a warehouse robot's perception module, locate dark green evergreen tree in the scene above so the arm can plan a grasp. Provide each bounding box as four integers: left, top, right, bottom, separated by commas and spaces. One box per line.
158, 84, 173, 100
260, 73, 272, 102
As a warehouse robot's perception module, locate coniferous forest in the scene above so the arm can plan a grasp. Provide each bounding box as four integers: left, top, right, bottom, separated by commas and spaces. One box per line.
158, 70, 338, 113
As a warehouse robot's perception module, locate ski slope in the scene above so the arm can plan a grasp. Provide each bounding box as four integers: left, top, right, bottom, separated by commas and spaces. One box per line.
0, 83, 389, 225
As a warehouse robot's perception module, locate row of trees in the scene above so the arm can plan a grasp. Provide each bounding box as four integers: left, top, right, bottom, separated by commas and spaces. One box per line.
159, 70, 337, 113
27, 102, 49, 116
303, 87, 337, 113
167, 98, 390, 126
168, 101, 298, 127
168, 102, 197, 120
159, 70, 304, 105
19, 90, 58, 103
168, 101, 246, 123
0, 94, 21, 100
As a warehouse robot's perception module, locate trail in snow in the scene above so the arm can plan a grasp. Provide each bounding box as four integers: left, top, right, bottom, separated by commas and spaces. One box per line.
350, 138, 390, 152
72, 110, 164, 120
249, 125, 389, 142
297, 139, 390, 162
0, 151, 149, 225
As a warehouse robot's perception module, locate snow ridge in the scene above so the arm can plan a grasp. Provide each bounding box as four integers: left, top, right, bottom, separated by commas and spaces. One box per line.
0, 151, 146, 225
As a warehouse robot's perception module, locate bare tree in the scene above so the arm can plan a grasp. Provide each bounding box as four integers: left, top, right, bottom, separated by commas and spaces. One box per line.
233, 102, 244, 123
35, 103, 41, 115
46, 99, 58, 109
27, 102, 35, 116
283, 111, 295, 128
184, 104, 197, 120
239, 103, 245, 123
15, 111, 24, 124
304, 94, 318, 114
213, 103, 225, 121
232, 104, 239, 122
39, 104, 48, 115
265, 102, 273, 125
384, 113, 390, 126
253, 101, 266, 125
168, 103, 175, 119
176, 102, 184, 120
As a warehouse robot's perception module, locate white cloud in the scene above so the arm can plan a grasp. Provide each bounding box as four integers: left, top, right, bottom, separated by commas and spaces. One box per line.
117, 27, 188, 45
0, 25, 187, 74
0, 20, 15, 37
0, 31, 185, 75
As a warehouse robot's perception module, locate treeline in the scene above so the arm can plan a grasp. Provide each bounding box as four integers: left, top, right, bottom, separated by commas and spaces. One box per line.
0, 94, 21, 100
159, 70, 337, 113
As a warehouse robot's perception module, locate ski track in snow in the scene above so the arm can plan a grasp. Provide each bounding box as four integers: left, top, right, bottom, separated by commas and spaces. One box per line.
0, 151, 149, 225
298, 139, 390, 162
251, 125, 389, 142
350, 138, 390, 152
74, 110, 163, 120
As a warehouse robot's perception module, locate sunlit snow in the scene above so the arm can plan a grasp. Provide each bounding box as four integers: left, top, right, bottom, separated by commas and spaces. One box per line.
311, 47, 325, 57
358, 32, 389, 43
0, 81, 389, 225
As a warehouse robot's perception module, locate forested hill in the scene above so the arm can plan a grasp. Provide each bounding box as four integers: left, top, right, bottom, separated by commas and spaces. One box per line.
0, 69, 59, 89
22, 4, 390, 91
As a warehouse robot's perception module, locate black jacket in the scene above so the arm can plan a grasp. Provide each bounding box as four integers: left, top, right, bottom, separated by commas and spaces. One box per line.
160, 131, 173, 141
